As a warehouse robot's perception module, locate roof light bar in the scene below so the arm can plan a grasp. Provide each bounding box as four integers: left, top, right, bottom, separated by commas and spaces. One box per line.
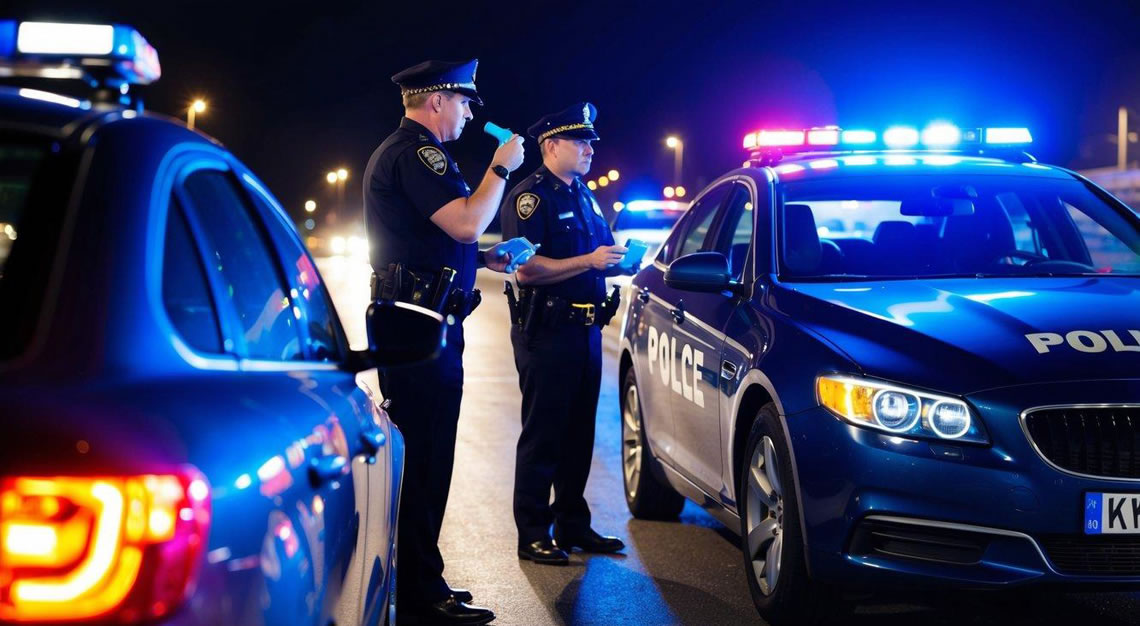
16, 22, 114, 55
806, 128, 839, 146
883, 126, 919, 148
840, 129, 876, 144
984, 127, 1032, 144
757, 130, 805, 147
920, 123, 961, 147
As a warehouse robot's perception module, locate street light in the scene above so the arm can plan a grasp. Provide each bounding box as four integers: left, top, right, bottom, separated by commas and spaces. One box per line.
663, 186, 675, 198
337, 168, 348, 181
597, 176, 609, 187
326, 171, 338, 184
607, 169, 619, 181
187, 99, 207, 130
675, 186, 687, 198
304, 200, 316, 213
587, 180, 597, 190
327, 168, 348, 208
665, 135, 683, 186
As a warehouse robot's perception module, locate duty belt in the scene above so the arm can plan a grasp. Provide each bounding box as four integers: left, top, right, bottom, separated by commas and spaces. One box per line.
370, 263, 481, 319
505, 284, 621, 334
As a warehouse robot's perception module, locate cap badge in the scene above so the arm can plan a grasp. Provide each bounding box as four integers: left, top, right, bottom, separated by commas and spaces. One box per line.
582, 104, 590, 123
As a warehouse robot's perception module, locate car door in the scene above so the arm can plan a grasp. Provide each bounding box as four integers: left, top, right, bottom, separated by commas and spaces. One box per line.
647, 182, 731, 488
175, 163, 370, 625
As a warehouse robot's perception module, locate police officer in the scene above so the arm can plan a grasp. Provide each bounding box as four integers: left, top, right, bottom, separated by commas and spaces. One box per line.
501, 103, 633, 565
364, 58, 524, 624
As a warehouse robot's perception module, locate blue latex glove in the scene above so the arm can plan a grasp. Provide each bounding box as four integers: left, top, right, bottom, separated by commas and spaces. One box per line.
496, 237, 538, 273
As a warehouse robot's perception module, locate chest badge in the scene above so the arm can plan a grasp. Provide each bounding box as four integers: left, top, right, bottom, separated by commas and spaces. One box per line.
417, 146, 448, 175
517, 192, 540, 220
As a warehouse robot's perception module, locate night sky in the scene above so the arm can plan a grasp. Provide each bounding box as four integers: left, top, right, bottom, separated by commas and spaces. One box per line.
10, 0, 1140, 229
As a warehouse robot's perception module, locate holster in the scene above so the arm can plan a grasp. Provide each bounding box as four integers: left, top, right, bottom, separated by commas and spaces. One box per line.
597, 285, 622, 326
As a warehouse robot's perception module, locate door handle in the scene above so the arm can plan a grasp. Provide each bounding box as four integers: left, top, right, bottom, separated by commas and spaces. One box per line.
670, 301, 685, 324
637, 288, 650, 303
721, 360, 739, 381
308, 455, 348, 487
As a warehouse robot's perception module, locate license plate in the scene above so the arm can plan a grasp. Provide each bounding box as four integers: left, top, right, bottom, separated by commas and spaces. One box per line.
1085, 492, 1140, 534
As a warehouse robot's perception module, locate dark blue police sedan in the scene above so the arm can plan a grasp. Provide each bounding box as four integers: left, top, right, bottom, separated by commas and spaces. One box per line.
0, 21, 440, 625
618, 124, 1140, 623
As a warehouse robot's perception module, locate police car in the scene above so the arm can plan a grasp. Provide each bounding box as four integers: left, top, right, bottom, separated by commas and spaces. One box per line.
618, 123, 1140, 623
0, 21, 441, 625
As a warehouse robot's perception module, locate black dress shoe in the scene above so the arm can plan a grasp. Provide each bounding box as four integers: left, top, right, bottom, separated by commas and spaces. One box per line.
404, 596, 495, 625
449, 587, 473, 603
517, 539, 569, 565
555, 528, 625, 554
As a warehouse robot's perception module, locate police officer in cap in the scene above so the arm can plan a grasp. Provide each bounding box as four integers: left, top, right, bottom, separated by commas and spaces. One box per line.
365, 58, 524, 624
501, 103, 633, 565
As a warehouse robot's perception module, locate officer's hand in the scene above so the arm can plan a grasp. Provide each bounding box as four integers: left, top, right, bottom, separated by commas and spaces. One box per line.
587, 244, 627, 270
484, 241, 514, 273
492, 135, 525, 172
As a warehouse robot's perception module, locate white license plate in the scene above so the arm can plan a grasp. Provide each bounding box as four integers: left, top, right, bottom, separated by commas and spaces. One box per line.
1085, 492, 1140, 534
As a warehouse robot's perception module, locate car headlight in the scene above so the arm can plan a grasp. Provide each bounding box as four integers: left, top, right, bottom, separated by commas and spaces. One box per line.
816, 374, 988, 444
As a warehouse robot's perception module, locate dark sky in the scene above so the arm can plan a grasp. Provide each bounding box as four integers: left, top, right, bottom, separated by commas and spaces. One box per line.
11, 1, 1140, 228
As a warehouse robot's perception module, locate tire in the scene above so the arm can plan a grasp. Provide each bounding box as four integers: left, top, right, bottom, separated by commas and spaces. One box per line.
621, 367, 685, 520
739, 403, 846, 625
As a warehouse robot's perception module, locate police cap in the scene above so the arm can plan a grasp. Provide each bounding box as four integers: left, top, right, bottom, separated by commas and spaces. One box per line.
391, 58, 483, 106
528, 102, 599, 143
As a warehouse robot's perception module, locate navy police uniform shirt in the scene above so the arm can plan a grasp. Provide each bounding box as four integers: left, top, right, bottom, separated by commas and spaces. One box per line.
364, 117, 476, 292
500, 165, 614, 303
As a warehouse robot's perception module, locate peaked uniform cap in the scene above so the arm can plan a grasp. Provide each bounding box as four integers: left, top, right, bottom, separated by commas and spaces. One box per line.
391, 58, 483, 106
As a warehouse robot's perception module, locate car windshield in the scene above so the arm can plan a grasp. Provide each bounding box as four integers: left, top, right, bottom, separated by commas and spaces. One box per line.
777, 173, 1140, 280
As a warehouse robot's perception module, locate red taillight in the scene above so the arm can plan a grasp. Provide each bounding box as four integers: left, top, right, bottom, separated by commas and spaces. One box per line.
0, 468, 211, 623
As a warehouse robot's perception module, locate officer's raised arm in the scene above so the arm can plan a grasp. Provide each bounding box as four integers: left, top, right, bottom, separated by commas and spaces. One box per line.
431, 134, 524, 243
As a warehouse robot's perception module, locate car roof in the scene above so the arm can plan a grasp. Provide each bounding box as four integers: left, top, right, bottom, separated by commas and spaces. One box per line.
764, 151, 1077, 183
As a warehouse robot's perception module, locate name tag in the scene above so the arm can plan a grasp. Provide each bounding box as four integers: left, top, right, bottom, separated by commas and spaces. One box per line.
558, 211, 574, 220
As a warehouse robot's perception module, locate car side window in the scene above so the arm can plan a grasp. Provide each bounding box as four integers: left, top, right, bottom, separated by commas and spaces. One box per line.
162, 199, 223, 353
180, 169, 303, 361
246, 186, 345, 362
709, 182, 755, 280
674, 183, 731, 261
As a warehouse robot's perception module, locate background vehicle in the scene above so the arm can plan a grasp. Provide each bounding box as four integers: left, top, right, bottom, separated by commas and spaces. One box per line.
618, 123, 1140, 623
608, 199, 687, 291
0, 21, 441, 625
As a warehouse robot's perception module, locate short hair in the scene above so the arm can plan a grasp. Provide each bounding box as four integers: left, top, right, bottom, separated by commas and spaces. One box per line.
402, 89, 455, 110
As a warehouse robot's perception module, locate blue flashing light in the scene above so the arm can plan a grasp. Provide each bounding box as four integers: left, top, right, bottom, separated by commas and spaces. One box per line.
984, 127, 1032, 145
883, 126, 919, 148
921, 123, 961, 148
624, 199, 687, 212
840, 129, 876, 144
0, 20, 161, 85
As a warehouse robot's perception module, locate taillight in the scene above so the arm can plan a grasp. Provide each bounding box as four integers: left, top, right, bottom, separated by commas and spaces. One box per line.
0, 468, 211, 623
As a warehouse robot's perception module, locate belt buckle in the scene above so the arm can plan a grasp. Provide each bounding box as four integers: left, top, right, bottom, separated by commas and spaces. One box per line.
573, 303, 595, 325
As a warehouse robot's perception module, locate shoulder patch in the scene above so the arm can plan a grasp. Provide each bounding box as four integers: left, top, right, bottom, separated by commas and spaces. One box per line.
416, 146, 447, 175
517, 192, 540, 220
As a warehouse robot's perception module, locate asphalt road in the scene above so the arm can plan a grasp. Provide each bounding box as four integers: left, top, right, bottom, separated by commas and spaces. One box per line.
319, 255, 1140, 625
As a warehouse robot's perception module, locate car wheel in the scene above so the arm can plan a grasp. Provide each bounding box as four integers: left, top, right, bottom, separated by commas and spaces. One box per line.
740, 403, 845, 625
622, 368, 685, 520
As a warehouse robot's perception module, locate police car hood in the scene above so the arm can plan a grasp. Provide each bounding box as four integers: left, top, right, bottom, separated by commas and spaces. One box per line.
778, 276, 1140, 395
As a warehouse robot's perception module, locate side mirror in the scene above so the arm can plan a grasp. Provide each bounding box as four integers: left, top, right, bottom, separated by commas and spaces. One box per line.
360, 300, 446, 368
664, 252, 734, 293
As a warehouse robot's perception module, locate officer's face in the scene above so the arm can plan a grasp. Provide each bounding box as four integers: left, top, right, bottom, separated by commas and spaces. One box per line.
551, 138, 594, 177
435, 92, 473, 141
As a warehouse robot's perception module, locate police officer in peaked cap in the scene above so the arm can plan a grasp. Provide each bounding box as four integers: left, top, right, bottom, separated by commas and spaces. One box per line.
364, 58, 525, 624
500, 102, 633, 565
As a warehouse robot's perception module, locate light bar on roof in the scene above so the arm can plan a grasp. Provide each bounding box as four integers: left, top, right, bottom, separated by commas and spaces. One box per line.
984, 127, 1032, 144
883, 126, 919, 148
807, 128, 839, 145
757, 130, 805, 147
840, 129, 876, 144
16, 22, 114, 55
921, 123, 961, 147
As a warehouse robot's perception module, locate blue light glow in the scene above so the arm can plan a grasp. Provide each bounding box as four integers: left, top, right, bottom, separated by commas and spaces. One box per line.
921, 123, 961, 147
883, 127, 919, 148
985, 127, 1032, 144
840, 130, 877, 144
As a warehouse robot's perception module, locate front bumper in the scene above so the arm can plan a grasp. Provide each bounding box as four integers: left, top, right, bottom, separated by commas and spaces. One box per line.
787, 378, 1140, 588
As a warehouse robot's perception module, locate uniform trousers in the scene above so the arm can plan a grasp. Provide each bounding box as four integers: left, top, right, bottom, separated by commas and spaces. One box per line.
511, 322, 602, 544
380, 321, 464, 607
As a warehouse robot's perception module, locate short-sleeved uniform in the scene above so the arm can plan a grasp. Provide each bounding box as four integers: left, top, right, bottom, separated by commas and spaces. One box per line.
362, 116, 471, 607
499, 165, 615, 544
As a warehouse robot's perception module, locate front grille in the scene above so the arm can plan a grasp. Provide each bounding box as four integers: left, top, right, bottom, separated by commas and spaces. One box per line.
849, 519, 989, 565
1040, 535, 1140, 575
1023, 407, 1140, 479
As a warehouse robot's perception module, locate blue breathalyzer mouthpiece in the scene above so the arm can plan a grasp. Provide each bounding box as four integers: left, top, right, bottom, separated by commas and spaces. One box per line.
484, 121, 514, 146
